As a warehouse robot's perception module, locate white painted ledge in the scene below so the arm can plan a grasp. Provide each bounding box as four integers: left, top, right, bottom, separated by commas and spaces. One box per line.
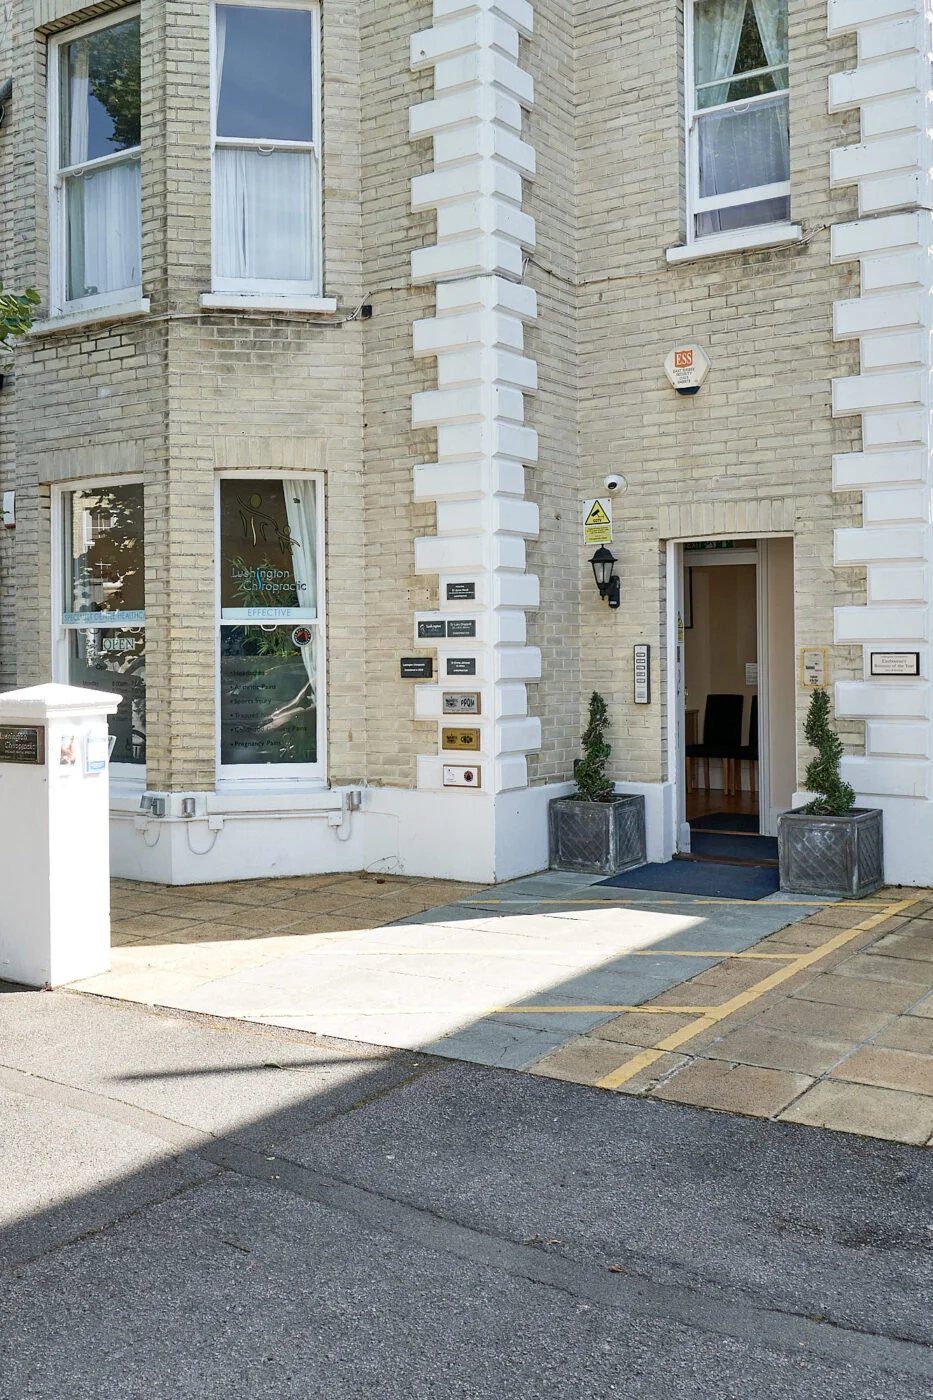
199, 293, 338, 313
666, 224, 803, 265
30, 297, 151, 335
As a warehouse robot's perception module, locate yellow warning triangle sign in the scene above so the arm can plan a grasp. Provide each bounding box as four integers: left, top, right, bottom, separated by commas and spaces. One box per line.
585, 501, 611, 527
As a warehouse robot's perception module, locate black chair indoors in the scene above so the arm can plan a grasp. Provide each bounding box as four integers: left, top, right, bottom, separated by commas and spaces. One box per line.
740, 694, 759, 796
685, 694, 744, 795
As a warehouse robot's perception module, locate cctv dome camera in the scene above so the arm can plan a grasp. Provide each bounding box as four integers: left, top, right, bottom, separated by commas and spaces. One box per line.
604, 473, 626, 493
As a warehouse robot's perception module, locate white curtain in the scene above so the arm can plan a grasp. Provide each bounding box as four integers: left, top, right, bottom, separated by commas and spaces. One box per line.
697, 95, 789, 201
66, 39, 90, 165
751, 0, 788, 70
214, 148, 313, 282
284, 480, 317, 685
67, 160, 141, 297
694, 0, 746, 107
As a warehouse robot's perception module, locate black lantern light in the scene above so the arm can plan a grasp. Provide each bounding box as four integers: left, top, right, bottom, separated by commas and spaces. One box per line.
589, 546, 621, 610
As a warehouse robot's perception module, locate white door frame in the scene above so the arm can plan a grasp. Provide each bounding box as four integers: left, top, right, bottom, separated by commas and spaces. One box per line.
666, 534, 792, 848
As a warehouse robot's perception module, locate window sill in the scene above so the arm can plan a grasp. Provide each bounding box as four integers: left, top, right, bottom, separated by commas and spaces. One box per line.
30, 297, 151, 336
666, 224, 803, 265
200, 292, 338, 314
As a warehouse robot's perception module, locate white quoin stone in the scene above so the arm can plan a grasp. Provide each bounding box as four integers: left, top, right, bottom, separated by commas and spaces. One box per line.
836, 680, 931, 719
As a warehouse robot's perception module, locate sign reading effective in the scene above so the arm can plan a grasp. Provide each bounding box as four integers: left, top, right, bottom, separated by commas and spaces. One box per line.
664, 344, 711, 395
400, 657, 433, 680
801, 649, 828, 690
583, 498, 613, 545
0, 725, 45, 765
446, 582, 476, 602
417, 620, 446, 640
442, 728, 481, 752
871, 652, 921, 677
443, 692, 481, 715
447, 658, 477, 677
634, 644, 651, 705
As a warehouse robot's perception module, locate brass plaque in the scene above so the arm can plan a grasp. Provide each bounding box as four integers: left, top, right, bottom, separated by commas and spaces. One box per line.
0, 725, 45, 765
442, 727, 481, 752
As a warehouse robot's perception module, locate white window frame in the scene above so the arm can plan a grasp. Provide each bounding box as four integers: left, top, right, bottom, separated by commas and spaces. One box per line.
47, 6, 143, 317
209, 0, 323, 297
684, 0, 790, 246
215, 471, 327, 789
52, 477, 147, 787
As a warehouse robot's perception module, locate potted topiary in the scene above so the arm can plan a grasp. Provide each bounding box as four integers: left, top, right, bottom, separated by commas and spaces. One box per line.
778, 688, 884, 898
548, 692, 646, 875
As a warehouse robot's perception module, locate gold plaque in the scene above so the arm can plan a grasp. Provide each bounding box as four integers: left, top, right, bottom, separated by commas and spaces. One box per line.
442, 727, 481, 752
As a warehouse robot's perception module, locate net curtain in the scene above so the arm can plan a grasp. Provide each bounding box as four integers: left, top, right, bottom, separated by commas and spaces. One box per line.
65, 41, 140, 298
213, 8, 313, 283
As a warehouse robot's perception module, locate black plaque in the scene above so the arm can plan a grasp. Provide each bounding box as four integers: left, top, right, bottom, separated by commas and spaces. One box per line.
446, 582, 476, 602
0, 725, 45, 765
447, 658, 477, 677
401, 657, 434, 680
447, 619, 477, 639
417, 620, 447, 640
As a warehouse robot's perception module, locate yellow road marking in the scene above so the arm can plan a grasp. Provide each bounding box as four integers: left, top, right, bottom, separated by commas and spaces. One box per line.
595, 895, 923, 1091
466, 897, 890, 909
489, 1005, 714, 1016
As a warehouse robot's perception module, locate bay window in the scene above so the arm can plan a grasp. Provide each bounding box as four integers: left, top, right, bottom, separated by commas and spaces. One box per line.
211, 2, 322, 294
57, 483, 146, 770
217, 477, 324, 780
687, 0, 789, 240
50, 10, 142, 313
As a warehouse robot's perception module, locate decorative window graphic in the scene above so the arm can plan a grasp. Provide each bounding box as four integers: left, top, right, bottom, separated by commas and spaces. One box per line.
211, 2, 322, 293
51, 11, 142, 310
218, 478, 322, 772
688, 0, 789, 239
59, 483, 146, 766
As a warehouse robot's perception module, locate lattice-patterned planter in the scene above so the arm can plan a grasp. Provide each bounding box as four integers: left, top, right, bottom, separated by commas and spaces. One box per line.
778, 808, 884, 900
548, 794, 646, 876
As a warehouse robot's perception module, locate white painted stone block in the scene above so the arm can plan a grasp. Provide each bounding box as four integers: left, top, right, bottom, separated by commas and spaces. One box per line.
860, 250, 925, 290
860, 169, 930, 215
867, 720, 931, 757
858, 15, 927, 61
859, 330, 926, 369
835, 524, 928, 563
437, 274, 537, 319
494, 497, 539, 536
412, 162, 523, 212
831, 211, 924, 261
828, 1, 924, 41
495, 610, 526, 643
412, 385, 484, 428
830, 133, 922, 187
840, 754, 932, 799
496, 646, 541, 680
832, 369, 924, 415
833, 290, 924, 338
862, 485, 931, 523
496, 717, 541, 753
435, 348, 537, 392
432, 0, 534, 39
411, 234, 524, 284
415, 534, 487, 573
836, 679, 930, 718
495, 572, 540, 608
828, 57, 927, 113
867, 564, 929, 602
411, 18, 480, 70
833, 447, 926, 489
860, 92, 925, 139
494, 685, 528, 719
495, 755, 529, 792
861, 409, 927, 447
436, 499, 484, 535
834, 604, 928, 641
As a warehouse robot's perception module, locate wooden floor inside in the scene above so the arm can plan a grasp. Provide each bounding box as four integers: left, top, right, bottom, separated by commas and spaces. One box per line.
685, 788, 759, 823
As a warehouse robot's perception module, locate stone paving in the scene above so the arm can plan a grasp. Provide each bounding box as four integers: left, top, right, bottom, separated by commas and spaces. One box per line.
70, 873, 933, 1147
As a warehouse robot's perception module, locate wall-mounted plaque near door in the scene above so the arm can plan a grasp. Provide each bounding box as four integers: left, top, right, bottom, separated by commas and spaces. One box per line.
446, 582, 476, 602
400, 657, 434, 680
871, 652, 921, 677
0, 725, 45, 765
634, 644, 651, 704
443, 692, 481, 715
447, 658, 477, 677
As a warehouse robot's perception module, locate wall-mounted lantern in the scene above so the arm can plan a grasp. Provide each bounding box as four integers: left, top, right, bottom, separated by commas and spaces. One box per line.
589, 546, 620, 610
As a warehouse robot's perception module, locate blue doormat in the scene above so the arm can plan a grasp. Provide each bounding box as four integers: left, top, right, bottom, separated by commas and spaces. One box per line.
690, 813, 760, 834
690, 831, 778, 863
598, 860, 780, 900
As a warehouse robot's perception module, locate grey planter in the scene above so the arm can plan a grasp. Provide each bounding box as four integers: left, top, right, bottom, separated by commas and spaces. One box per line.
549, 793, 646, 876
778, 807, 884, 899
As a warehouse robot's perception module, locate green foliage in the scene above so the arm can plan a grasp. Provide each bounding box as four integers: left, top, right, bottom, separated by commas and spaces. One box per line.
88, 20, 141, 152
0, 284, 40, 368
575, 692, 613, 802
802, 688, 856, 816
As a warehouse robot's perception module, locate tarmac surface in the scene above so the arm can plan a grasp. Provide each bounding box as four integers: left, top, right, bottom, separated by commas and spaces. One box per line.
2, 983, 932, 1398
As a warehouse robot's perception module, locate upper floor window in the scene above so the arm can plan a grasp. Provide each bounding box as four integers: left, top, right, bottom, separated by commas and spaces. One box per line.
687, 0, 789, 240
211, 2, 322, 295
50, 9, 142, 313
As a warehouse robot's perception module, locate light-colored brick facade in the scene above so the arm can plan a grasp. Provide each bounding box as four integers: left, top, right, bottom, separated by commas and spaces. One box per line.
2, 0, 932, 885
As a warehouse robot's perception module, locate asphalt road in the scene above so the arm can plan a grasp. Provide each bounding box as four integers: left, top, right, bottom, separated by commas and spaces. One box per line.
1, 981, 932, 1399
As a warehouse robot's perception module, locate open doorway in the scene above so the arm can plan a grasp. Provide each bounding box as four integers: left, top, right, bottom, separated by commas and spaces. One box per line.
672, 538, 796, 874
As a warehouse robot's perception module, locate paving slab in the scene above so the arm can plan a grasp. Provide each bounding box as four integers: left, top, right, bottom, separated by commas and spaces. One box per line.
653, 1060, 815, 1118
830, 1046, 933, 1097
874, 1015, 933, 1055
780, 1081, 933, 1146
701, 1025, 854, 1077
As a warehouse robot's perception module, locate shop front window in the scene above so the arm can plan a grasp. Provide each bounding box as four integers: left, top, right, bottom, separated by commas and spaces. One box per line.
218, 477, 322, 777
59, 483, 146, 767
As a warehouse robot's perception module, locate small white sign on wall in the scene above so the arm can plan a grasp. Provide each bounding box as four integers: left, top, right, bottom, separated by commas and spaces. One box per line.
746, 663, 759, 687
583, 499, 612, 545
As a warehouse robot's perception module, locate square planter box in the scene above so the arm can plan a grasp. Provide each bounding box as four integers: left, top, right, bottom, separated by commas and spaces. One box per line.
549, 793, 646, 876
778, 807, 884, 899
